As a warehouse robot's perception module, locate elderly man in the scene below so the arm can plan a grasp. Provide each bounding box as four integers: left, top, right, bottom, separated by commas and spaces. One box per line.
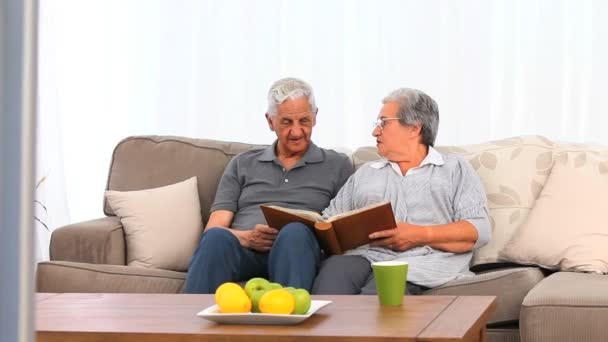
312, 88, 490, 295
184, 78, 353, 294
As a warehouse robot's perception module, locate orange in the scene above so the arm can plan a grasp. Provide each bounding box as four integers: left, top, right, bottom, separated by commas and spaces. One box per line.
215, 282, 245, 304
258, 289, 295, 315
217, 291, 252, 313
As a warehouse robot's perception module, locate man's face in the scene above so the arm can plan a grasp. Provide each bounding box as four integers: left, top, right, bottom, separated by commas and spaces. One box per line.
373, 101, 418, 158
266, 96, 316, 156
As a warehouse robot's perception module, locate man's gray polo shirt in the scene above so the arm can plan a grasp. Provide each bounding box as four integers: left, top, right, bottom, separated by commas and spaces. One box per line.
211, 141, 353, 230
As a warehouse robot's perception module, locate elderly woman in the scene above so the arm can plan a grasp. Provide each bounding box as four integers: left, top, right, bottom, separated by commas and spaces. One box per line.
312, 88, 491, 295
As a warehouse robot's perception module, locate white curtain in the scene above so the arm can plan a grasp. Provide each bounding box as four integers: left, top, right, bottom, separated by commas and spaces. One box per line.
35, 5, 71, 261
37, 0, 608, 252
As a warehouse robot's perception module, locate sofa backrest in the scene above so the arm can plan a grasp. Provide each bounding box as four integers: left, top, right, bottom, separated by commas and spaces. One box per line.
105, 134, 605, 269
104, 136, 267, 225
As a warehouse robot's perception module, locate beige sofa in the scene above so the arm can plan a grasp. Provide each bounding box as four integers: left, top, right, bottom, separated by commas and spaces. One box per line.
37, 135, 608, 342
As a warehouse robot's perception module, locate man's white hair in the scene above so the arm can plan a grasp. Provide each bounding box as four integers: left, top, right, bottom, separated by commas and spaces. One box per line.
267, 77, 317, 116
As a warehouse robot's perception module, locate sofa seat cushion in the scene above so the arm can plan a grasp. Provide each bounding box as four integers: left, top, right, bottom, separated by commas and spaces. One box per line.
425, 267, 545, 324
520, 272, 608, 342
36, 261, 185, 293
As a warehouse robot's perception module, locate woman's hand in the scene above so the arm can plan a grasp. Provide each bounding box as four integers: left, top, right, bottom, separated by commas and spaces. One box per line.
368, 222, 429, 252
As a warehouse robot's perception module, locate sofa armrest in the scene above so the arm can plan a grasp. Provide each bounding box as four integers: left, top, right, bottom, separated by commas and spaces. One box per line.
50, 216, 126, 265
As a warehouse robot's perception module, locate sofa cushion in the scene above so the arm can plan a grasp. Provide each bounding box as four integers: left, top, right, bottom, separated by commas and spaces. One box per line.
104, 136, 267, 225
500, 150, 608, 273
520, 272, 608, 342
105, 177, 203, 271
352, 136, 554, 268
425, 267, 545, 324
36, 261, 185, 293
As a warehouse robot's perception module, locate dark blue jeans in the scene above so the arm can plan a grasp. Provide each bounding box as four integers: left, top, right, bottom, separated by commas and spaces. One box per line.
184, 222, 321, 294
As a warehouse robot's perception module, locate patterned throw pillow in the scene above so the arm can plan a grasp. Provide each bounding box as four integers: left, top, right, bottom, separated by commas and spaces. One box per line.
499, 148, 608, 273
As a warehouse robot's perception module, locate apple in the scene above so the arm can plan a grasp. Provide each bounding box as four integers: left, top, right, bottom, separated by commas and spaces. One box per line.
268, 282, 283, 290
282, 287, 296, 293
250, 289, 267, 313
245, 277, 271, 298
291, 289, 311, 315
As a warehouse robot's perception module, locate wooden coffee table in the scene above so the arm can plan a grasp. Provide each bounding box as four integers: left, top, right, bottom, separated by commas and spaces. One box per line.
36, 293, 496, 341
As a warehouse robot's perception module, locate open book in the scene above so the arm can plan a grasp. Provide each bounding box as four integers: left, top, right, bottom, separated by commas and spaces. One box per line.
260, 201, 396, 255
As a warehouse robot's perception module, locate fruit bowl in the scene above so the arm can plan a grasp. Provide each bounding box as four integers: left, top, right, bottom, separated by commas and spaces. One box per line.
197, 300, 332, 325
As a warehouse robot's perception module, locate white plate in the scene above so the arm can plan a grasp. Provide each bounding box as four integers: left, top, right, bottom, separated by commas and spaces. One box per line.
197, 300, 332, 325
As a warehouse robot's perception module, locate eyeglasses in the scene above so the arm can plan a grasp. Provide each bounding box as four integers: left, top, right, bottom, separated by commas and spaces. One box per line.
372, 118, 401, 130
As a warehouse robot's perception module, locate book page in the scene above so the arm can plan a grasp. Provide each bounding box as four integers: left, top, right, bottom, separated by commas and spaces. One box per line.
266, 206, 324, 222
326, 201, 390, 223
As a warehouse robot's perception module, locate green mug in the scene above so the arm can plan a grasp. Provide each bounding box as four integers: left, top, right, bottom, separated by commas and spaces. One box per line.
371, 260, 409, 306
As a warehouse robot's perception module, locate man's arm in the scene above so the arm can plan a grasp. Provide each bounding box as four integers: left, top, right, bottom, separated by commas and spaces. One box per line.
369, 220, 479, 254
205, 210, 234, 229
205, 210, 278, 252
206, 156, 278, 252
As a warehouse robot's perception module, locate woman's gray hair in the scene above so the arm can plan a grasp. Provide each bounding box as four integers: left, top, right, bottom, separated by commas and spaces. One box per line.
267, 77, 317, 116
383, 88, 439, 147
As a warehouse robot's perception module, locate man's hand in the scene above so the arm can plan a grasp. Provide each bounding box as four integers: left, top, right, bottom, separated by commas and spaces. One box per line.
234, 224, 279, 252
369, 222, 429, 252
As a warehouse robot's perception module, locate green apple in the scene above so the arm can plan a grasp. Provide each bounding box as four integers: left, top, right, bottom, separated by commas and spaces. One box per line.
268, 282, 283, 290
283, 287, 296, 293
244, 277, 270, 298
250, 289, 267, 313
292, 289, 311, 315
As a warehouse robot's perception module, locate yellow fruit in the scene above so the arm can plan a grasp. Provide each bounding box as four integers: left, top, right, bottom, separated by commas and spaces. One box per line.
217, 292, 252, 313
259, 289, 295, 315
215, 282, 245, 304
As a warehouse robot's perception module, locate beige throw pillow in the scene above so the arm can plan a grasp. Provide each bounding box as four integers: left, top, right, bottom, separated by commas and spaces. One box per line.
105, 177, 203, 271
500, 152, 608, 273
